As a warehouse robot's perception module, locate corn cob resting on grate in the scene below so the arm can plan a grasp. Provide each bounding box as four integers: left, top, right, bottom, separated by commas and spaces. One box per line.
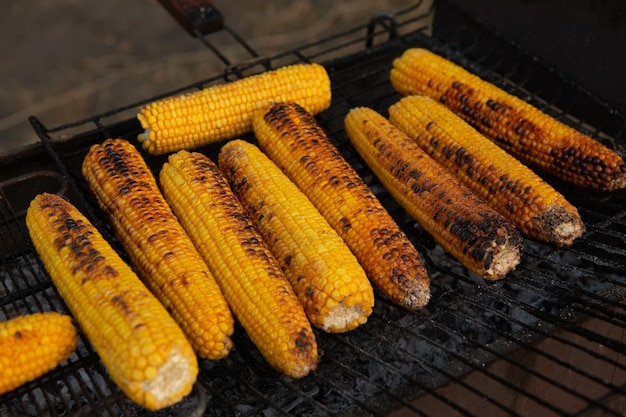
389, 95, 585, 247
345, 107, 523, 280
218, 139, 374, 332
137, 63, 331, 155
390, 48, 626, 191
0, 312, 77, 396
25, 193, 198, 411
159, 150, 318, 378
82, 138, 234, 360
253, 102, 431, 309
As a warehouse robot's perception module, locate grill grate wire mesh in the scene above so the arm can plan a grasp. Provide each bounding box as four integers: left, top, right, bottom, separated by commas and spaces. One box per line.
1, 1, 625, 416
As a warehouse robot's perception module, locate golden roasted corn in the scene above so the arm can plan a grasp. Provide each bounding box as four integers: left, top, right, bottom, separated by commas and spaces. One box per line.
160, 150, 318, 378
0, 312, 77, 395
25, 193, 198, 411
390, 48, 626, 191
137, 63, 331, 155
218, 139, 374, 332
345, 107, 522, 280
253, 102, 430, 309
389, 95, 585, 246
82, 138, 234, 360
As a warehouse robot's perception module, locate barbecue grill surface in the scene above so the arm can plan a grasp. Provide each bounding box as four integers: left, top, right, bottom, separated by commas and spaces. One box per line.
2, 1, 625, 416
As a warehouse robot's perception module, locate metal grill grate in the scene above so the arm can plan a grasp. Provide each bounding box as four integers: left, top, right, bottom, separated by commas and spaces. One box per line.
1, 1, 625, 416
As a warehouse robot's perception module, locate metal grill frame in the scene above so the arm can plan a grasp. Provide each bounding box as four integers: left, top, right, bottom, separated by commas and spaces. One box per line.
1, 1, 625, 416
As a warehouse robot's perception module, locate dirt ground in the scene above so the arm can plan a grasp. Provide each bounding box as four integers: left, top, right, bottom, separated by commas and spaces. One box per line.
0, 0, 420, 153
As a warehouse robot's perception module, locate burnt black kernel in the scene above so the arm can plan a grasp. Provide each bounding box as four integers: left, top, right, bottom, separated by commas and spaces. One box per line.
472, 247, 486, 262
408, 169, 422, 179
483, 251, 494, 269
481, 116, 493, 127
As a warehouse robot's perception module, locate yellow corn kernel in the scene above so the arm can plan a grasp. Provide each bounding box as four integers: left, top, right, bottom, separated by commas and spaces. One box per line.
0, 312, 77, 395
389, 95, 585, 246
137, 63, 331, 155
345, 107, 522, 280
253, 102, 430, 309
82, 138, 234, 360
218, 139, 374, 332
159, 150, 318, 378
390, 48, 626, 191
25, 193, 198, 411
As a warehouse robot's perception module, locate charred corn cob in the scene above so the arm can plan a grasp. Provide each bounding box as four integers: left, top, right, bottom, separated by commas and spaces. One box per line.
159, 150, 318, 378
82, 138, 234, 360
218, 139, 374, 332
389, 95, 585, 247
345, 107, 522, 280
0, 312, 77, 395
137, 63, 331, 155
25, 193, 198, 411
390, 48, 626, 191
253, 102, 431, 309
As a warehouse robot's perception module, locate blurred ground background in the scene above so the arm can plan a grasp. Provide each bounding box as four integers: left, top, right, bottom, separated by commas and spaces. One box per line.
1, 0, 424, 153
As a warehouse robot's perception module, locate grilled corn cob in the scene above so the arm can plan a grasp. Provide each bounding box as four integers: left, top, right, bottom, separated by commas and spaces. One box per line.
159, 150, 318, 378
82, 138, 234, 360
137, 63, 331, 155
25, 193, 198, 411
218, 139, 374, 332
0, 312, 77, 395
389, 95, 585, 246
390, 48, 626, 191
253, 102, 431, 309
345, 107, 522, 280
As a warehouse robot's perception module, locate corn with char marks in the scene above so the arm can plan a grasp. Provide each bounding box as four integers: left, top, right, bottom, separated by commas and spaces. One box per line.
218, 139, 374, 332
252, 102, 430, 309
345, 107, 522, 280
82, 138, 234, 360
159, 150, 318, 378
389, 95, 585, 247
390, 48, 626, 191
0, 312, 77, 395
25, 193, 198, 411
137, 63, 331, 155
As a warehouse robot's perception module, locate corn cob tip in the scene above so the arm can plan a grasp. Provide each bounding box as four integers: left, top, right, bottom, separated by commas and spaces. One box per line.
539, 203, 585, 247
322, 303, 370, 333
401, 283, 431, 310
